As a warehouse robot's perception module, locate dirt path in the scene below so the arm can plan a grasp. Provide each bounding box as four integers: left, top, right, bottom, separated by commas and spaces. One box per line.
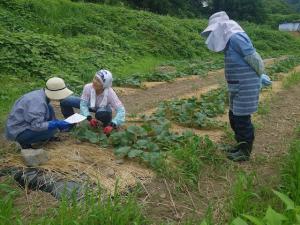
120, 71, 225, 114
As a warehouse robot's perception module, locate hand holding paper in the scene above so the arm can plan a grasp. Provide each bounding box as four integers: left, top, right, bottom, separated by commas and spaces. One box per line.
64, 113, 87, 124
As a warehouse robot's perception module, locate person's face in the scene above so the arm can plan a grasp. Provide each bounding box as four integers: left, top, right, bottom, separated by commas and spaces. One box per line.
92, 77, 103, 92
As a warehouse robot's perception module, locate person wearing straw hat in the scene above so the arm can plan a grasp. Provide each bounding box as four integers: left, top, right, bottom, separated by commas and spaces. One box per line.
5, 77, 73, 149
60, 69, 126, 135
201, 11, 272, 162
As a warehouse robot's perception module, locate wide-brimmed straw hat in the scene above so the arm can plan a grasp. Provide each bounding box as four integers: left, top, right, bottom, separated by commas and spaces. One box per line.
45, 77, 73, 100
201, 11, 229, 37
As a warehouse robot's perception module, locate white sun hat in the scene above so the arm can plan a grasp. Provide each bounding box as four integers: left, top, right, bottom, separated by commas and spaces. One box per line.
45, 77, 73, 100
201, 11, 244, 52
201, 11, 230, 37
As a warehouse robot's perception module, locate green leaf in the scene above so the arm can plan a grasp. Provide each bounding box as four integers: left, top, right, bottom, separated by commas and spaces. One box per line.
136, 139, 150, 149
114, 147, 131, 157
242, 215, 264, 225
263, 207, 287, 225
200, 220, 208, 225
273, 190, 295, 210
128, 149, 144, 158
127, 126, 147, 136
147, 142, 159, 152
230, 217, 249, 225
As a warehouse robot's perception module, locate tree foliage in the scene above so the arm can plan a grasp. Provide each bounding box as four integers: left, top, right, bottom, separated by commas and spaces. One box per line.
210, 0, 267, 23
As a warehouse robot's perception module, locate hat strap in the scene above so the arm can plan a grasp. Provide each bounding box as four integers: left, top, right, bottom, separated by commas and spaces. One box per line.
46, 86, 66, 91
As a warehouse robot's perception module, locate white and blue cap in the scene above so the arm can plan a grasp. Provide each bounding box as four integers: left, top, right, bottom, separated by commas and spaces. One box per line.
95, 69, 113, 88
93, 69, 113, 108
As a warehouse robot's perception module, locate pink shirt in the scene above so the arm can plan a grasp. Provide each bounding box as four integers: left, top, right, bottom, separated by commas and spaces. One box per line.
81, 83, 123, 110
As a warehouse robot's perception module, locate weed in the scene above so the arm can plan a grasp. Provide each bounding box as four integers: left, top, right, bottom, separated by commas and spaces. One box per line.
0, 178, 21, 225
281, 138, 300, 204
283, 72, 300, 89
229, 172, 258, 218
230, 191, 300, 225
257, 100, 271, 115
160, 134, 224, 187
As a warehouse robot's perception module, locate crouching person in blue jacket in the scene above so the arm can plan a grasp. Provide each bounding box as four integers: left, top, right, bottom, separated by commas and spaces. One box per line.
5, 77, 73, 149
201, 11, 272, 162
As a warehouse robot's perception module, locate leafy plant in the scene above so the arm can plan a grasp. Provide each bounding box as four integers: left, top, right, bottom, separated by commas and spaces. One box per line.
154, 87, 227, 128
230, 191, 300, 225
72, 123, 109, 146
266, 56, 300, 81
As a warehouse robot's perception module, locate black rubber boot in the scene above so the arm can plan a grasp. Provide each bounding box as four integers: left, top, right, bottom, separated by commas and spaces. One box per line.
228, 144, 241, 153
227, 142, 253, 162
20, 143, 33, 149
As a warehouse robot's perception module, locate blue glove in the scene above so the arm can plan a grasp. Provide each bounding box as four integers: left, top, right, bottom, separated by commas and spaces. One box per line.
260, 74, 272, 89
48, 120, 72, 131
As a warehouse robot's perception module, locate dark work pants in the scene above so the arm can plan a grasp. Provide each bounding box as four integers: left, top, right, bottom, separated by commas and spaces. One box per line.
15, 104, 57, 148
60, 96, 112, 127
229, 110, 254, 144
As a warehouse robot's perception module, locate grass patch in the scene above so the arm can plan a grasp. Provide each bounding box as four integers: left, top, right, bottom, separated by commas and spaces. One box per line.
257, 98, 271, 115
160, 134, 224, 187
114, 55, 169, 78
0, 177, 148, 225
281, 138, 300, 205
283, 72, 300, 89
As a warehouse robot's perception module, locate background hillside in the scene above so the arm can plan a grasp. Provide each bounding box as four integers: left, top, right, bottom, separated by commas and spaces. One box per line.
72, 0, 300, 21
286, 0, 300, 12
0, 0, 300, 123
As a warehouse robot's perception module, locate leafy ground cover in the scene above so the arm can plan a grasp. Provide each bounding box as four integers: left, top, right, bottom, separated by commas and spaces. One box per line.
73, 118, 223, 186
153, 87, 227, 128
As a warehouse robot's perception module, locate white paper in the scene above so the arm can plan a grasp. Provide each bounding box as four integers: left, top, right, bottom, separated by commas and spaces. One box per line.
64, 113, 87, 124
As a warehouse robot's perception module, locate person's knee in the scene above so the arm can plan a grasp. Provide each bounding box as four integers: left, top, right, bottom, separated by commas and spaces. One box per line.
60, 96, 80, 108
95, 110, 112, 126
60, 97, 70, 107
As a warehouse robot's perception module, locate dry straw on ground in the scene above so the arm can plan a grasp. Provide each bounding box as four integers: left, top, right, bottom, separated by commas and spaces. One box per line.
2, 137, 155, 194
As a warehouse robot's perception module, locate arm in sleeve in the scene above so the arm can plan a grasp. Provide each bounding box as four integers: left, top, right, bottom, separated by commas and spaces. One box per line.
107, 88, 125, 126
80, 100, 90, 117
112, 106, 126, 126
230, 33, 255, 57
24, 103, 49, 131
80, 84, 91, 117
244, 51, 265, 76
230, 33, 264, 75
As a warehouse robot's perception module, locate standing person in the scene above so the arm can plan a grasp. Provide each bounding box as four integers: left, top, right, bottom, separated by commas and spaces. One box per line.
5, 77, 73, 149
201, 11, 270, 161
60, 69, 126, 136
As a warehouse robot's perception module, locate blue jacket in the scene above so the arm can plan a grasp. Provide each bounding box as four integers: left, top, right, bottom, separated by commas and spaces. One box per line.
5, 89, 52, 140
225, 32, 260, 116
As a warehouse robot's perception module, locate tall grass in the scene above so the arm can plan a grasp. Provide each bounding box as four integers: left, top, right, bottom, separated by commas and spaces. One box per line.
283, 72, 300, 89
0, 178, 148, 225
281, 137, 300, 205
0, 181, 21, 225
159, 134, 224, 187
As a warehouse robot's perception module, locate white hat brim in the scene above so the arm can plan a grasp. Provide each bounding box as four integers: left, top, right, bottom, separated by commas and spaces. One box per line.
45, 88, 73, 100
200, 23, 218, 37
